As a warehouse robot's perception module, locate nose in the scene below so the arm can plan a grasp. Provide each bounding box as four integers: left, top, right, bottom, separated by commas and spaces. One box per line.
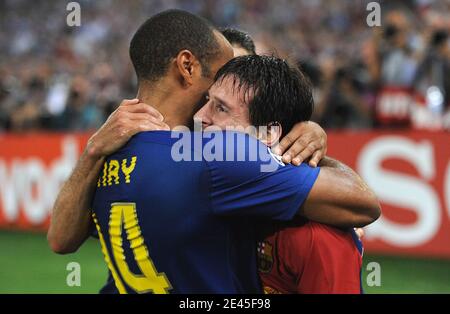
194, 104, 212, 129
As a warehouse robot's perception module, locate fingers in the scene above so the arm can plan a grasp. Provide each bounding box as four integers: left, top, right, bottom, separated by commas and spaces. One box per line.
86, 98, 169, 158
289, 140, 317, 166
309, 149, 324, 168
116, 114, 170, 136
119, 110, 170, 131
273, 134, 295, 156
281, 135, 312, 164
124, 120, 170, 140
119, 101, 164, 121
112, 98, 169, 131
119, 98, 140, 107
278, 135, 325, 166
276, 122, 310, 158
139, 120, 170, 132
275, 121, 328, 167
124, 112, 161, 122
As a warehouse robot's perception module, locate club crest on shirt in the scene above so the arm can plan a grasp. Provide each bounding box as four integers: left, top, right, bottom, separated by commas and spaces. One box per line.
257, 241, 274, 273
263, 285, 282, 294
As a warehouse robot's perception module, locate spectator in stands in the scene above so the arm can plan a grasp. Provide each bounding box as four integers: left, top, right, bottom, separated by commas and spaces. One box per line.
412, 29, 450, 130
0, 1, 448, 132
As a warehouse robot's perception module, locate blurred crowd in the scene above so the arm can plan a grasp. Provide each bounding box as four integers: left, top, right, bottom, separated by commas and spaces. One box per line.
0, 0, 449, 132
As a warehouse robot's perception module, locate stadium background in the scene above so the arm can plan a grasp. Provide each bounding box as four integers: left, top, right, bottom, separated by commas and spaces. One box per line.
0, 0, 449, 293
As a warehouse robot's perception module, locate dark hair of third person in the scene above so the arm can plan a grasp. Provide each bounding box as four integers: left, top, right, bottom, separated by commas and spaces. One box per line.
220, 28, 256, 55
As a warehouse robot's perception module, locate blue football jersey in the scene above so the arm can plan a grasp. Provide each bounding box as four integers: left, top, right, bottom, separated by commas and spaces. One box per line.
92, 130, 320, 294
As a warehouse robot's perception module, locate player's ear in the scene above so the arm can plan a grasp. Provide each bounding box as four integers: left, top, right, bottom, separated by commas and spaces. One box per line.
175, 50, 201, 87
260, 121, 282, 147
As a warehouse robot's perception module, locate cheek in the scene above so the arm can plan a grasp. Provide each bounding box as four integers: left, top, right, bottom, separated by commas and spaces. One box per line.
233, 107, 251, 127
207, 112, 229, 128
218, 116, 243, 129
215, 120, 231, 129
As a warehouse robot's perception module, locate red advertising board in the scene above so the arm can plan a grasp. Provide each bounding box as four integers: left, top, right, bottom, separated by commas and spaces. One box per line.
0, 131, 449, 258
327, 131, 450, 258
0, 133, 90, 231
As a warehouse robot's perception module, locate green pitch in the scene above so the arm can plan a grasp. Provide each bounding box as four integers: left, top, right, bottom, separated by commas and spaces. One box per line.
0, 230, 449, 293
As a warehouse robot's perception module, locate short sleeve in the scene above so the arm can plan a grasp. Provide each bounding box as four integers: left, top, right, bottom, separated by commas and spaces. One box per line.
204, 131, 320, 221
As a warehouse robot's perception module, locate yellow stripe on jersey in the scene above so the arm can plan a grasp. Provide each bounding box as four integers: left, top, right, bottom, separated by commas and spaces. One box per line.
92, 212, 127, 294
109, 202, 172, 294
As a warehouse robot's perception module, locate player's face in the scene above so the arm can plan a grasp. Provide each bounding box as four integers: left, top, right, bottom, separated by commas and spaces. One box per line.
193, 42, 255, 130
194, 75, 252, 130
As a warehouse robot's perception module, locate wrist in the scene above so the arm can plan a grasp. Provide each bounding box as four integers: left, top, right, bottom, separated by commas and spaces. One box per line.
83, 142, 105, 164
85, 131, 107, 160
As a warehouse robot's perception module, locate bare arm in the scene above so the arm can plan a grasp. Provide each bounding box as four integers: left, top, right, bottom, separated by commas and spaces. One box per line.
274, 122, 380, 228
299, 156, 381, 228
47, 99, 169, 254
47, 151, 104, 253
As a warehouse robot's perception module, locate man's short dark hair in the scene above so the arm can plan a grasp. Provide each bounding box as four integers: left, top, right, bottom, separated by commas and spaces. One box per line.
220, 28, 256, 55
130, 9, 221, 82
214, 55, 314, 136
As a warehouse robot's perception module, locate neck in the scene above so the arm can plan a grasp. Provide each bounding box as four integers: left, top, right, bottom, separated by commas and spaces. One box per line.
136, 80, 194, 129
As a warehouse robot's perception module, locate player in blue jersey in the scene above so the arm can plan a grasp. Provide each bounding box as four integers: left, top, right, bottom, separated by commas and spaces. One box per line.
48, 10, 380, 293
90, 55, 375, 293
48, 11, 329, 257
91, 130, 323, 293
